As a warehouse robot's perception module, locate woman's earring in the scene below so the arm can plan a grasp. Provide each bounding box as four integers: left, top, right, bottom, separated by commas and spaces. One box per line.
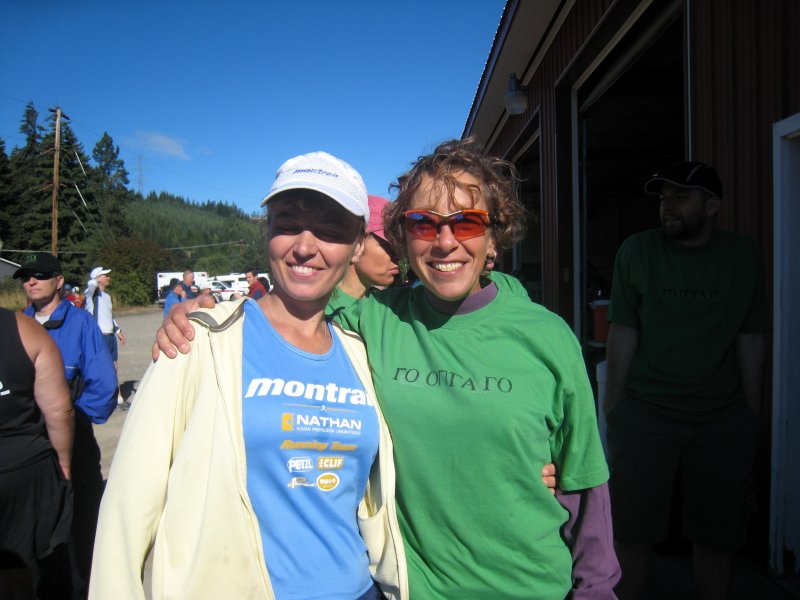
483, 252, 497, 275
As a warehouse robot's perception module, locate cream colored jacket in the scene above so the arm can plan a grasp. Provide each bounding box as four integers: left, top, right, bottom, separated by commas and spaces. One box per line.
89, 300, 407, 600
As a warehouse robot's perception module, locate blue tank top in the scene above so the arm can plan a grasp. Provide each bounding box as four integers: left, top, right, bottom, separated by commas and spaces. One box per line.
241, 300, 378, 599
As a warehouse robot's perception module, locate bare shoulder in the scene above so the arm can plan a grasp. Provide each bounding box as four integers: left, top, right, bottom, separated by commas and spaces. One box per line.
15, 311, 58, 363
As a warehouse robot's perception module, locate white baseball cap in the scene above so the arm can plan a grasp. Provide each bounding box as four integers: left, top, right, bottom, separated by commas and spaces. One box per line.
90, 266, 112, 280
260, 151, 369, 224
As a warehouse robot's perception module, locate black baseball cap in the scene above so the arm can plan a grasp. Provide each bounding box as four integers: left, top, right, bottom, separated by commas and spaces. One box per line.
13, 252, 63, 278
644, 161, 722, 199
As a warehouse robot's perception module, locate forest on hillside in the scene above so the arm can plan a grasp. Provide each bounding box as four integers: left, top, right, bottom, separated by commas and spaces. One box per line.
0, 102, 267, 304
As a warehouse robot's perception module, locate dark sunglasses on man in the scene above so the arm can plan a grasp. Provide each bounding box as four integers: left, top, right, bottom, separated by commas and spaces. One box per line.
16, 271, 58, 281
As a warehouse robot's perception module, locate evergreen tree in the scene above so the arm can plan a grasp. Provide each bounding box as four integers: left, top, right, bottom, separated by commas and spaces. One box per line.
18, 101, 43, 155
56, 121, 110, 278
89, 132, 132, 239
5, 104, 52, 254
92, 237, 167, 305
0, 139, 11, 245
0, 103, 264, 300
92, 132, 129, 191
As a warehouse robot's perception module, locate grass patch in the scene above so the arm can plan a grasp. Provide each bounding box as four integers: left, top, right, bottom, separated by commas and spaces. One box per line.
0, 281, 27, 310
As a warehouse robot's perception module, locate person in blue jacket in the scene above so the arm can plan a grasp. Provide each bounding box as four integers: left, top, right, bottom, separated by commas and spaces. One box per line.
162, 278, 185, 317
15, 252, 117, 600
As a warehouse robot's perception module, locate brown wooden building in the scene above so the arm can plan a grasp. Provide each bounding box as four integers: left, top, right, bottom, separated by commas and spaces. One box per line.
463, 0, 800, 577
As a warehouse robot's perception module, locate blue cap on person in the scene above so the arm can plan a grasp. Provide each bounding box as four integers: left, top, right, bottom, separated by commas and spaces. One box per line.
13, 252, 62, 278
260, 151, 370, 224
90, 266, 112, 280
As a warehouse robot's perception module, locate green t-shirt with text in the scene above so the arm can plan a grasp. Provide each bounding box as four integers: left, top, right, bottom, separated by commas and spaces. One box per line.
608, 228, 769, 419
335, 285, 608, 600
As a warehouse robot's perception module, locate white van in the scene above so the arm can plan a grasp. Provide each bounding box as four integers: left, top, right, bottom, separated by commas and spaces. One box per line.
212, 272, 271, 295
206, 280, 239, 302
155, 271, 208, 304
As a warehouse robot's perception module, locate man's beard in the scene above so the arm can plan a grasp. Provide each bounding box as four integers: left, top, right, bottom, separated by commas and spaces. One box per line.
662, 213, 706, 240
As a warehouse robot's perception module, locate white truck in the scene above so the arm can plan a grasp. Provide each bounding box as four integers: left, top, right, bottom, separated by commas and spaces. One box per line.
213, 272, 271, 296
157, 272, 271, 304
155, 271, 208, 304
205, 279, 239, 302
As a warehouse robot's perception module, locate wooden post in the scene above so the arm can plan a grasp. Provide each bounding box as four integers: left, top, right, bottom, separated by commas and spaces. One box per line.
50, 107, 62, 256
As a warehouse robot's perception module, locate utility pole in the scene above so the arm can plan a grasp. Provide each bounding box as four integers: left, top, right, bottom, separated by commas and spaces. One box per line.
48, 106, 69, 256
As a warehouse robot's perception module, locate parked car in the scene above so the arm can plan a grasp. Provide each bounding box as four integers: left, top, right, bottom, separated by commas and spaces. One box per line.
212, 273, 249, 295
206, 280, 239, 302
213, 272, 271, 295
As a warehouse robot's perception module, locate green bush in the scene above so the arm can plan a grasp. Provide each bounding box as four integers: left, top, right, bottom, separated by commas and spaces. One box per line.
93, 238, 167, 305
109, 271, 152, 306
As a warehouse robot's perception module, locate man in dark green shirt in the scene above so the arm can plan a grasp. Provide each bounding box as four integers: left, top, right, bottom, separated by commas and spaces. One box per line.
605, 161, 769, 600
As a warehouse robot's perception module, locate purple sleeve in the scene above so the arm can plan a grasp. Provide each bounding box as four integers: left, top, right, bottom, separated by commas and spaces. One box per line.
557, 482, 620, 599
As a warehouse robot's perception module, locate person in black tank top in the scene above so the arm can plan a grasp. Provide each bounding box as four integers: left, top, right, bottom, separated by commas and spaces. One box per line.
0, 308, 75, 599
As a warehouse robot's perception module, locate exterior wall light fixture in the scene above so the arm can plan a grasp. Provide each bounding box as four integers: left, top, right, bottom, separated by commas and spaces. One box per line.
505, 73, 528, 115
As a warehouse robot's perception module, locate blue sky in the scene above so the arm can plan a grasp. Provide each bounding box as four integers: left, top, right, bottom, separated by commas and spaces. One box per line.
1, 1, 505, 215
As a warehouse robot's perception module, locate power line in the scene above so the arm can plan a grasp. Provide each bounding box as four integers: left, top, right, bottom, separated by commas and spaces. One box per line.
74, 149, 87, 176
69, 146, 116, 241
50, 140, 115, 242
68, 186, 106, 241
165, 240, 247, 250
1, 248, 87, 255
67, 206, 88, 234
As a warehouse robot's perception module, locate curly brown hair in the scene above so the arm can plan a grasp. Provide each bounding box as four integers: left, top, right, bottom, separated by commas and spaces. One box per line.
383, 138, 527, 257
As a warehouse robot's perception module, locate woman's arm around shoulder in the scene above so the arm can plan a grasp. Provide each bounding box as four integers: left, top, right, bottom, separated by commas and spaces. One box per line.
558, 484, 620, 599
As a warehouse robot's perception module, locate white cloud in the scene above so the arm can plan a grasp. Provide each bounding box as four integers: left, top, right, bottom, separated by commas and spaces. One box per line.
131, 131, 191, 160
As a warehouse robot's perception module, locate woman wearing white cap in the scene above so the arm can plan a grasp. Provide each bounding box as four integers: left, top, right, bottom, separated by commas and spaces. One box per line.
90, 152, 406, 600
157, 139, 615, 599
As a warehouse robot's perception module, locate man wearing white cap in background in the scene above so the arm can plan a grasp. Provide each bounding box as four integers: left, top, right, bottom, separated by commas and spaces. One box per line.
85, 267, 127, 409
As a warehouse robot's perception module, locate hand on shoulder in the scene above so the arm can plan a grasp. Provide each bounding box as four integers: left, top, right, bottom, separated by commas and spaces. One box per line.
152, 295, 216, 360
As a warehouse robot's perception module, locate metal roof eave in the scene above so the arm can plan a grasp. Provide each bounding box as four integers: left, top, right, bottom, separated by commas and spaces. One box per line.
462, 0, 565, 149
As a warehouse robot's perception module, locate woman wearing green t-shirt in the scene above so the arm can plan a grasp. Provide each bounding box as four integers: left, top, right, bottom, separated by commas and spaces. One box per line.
159, 139, 617, 599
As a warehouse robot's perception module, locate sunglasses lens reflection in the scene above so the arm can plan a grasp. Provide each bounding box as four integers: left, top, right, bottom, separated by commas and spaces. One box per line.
404, 214, 439, 239
452, 215, 489, 239
404, 211, 489, 241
